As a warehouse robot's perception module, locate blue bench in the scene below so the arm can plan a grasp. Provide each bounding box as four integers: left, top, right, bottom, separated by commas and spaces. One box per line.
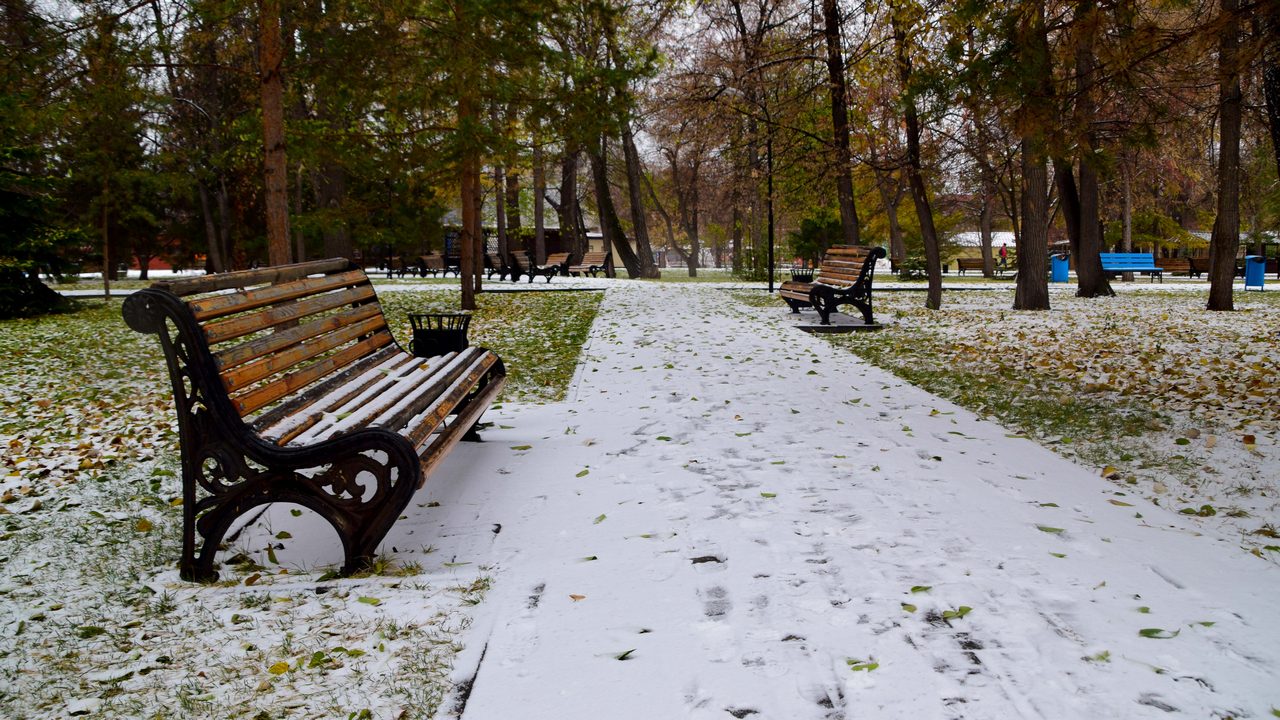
1100, 252, 1162, 282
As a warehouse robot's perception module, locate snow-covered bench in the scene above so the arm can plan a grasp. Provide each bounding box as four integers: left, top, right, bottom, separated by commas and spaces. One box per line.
779, 245, 886, 325
122, 259, 506, 581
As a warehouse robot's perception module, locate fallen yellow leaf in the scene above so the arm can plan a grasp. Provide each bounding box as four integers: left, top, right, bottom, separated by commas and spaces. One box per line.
569, 594, 586, 602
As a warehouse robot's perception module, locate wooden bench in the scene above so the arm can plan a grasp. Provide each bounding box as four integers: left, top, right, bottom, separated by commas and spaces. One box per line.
1155, 257, 1191, 276
418, 253, 449, 277
121, 259, 507, 581
568, 251, 610, 277
509, 252, 568, 283
485, 252, 512, 281
779, 245, 887, 325
955, 257, 986, 275
1100, 252, 1162, 282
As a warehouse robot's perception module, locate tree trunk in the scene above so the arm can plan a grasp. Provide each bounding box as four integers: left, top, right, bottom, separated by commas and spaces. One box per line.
258, 0, 290, 265
821, 0, 861, 245
101, 176, 111, 298
874, 169, 906, 264
1070, 0, 1113, 298
891, 3, 942, 309
197, 180, 225, 273
136, 254, 151, 281
673, 152, 702, 277
555, 147, 582, 263
457, 67, 478, 309
1207, 0, 1242, 311
217, 178, 233, 269
979, 190, 995, 277
293, 164, 306, 263
495, 164, 507, 259
316, 163, 351, 259
1121, 159, 1132, 253
1257, 2, 1280, 180
533, 140, 545, 261
622, 123, 661, 278
1014, 0, 1051, 311
587, 137, 643, 278
731, 200, 743, 273
506, 168, 521, 230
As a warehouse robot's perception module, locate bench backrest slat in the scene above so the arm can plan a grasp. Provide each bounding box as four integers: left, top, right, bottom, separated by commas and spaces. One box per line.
220, 314, 389, 393
545, 252, 571, 265
813, 246, 875, 288
188, 270, 368, 321
203, 285, 378, 344
214, 303, 384, 371
152, 258, 351, 297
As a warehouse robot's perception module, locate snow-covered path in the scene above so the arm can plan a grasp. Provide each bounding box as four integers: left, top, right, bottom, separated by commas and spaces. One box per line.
389, 283, 1278, 719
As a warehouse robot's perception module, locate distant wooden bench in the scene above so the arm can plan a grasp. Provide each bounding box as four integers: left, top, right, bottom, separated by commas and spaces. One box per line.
1155, 257, 1191, 276
568, 251, 610, 277
1187, 257, 1209, 278
509, 252, 568, 283
779, 245, 887, 325
1101, 252, 1162, 282
485, 252, 512, 281
122, 259, 506, 582
418, 253, 449, 277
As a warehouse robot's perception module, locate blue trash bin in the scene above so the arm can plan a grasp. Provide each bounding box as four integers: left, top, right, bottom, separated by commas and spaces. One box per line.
1244, 256, 1265, 291
1051, 254, 1069, 283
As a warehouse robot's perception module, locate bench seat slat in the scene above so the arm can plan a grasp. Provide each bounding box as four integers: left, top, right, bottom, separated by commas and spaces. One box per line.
231, 331, 394, 416
381, 351, 496, 443
416, 373, 506, 484
203, 286, 378, 345
220, 314, 390, 393
188, 269, 369, 321
295, 351, 468, 444
258, 350, 414, 443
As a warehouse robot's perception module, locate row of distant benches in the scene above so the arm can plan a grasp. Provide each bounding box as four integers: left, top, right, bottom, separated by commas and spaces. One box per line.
387, 251, 611, 282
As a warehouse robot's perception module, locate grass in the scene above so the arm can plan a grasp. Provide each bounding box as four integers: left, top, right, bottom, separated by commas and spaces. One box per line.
0, 288, 600, 718
376, 289, 603, 402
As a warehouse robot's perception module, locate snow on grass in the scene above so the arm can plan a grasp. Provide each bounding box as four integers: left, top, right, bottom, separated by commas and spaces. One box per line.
757, 285, 1280, 557
0, 291, 601, 718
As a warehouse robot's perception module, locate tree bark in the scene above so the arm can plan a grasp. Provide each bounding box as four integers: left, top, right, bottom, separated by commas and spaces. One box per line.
1207, 0, 1242, 311
1070, 0, 1113, 298
1257, 2, 1280, 180
197, 181, 225, 273
533, 140, 545, 261
316, 162, 351, 259
101, 176, 111, 298
622, 123, 661, 278
555, 146, 583, 262
874, 168, 907, 264
495, 164, 507, 259
891, 3, 942, 309
258, 0, 290, 266
587, 137, 643, 278
979, 190, 995, 277
1014, 0, 1051, 311
821, 0, 861, 245
505, 168, 521, 230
